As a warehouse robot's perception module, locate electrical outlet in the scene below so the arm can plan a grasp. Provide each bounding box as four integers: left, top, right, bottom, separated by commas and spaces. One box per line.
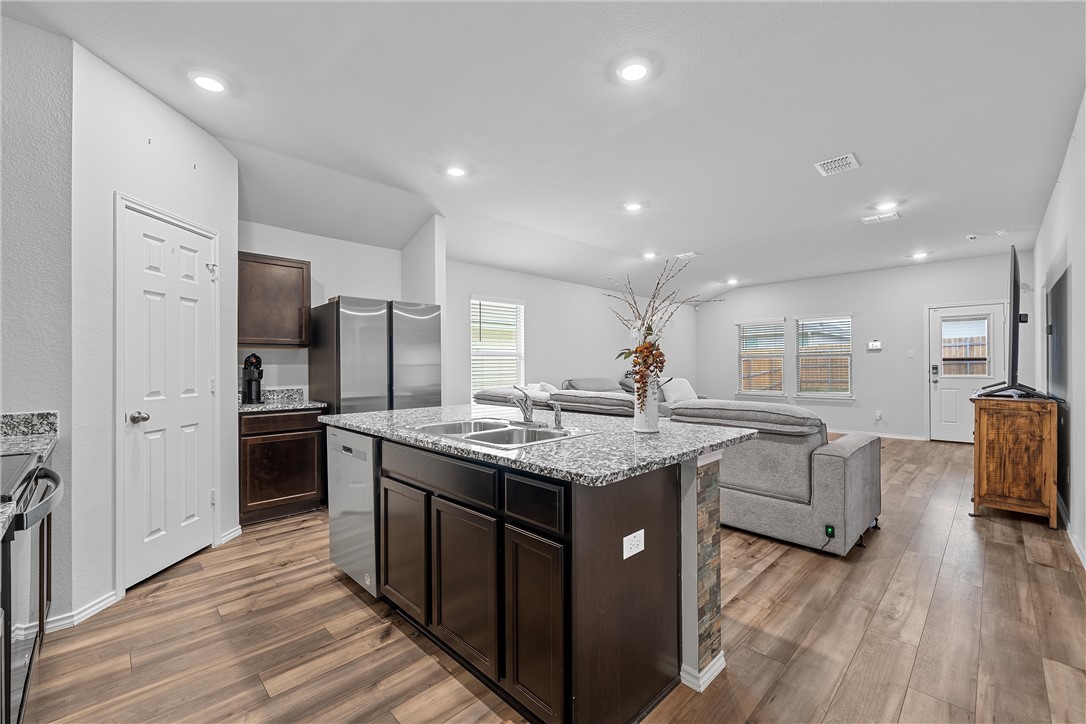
875, 409, 882, 421
623, 529, 645, 560
907, 349, 915, 358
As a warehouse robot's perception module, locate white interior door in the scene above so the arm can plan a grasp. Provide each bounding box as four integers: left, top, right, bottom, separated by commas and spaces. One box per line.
120, 203, 216, 587
928, 303, 1006, 443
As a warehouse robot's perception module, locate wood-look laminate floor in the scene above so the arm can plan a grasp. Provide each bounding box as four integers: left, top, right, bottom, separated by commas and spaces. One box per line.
27, 439, 1086, 723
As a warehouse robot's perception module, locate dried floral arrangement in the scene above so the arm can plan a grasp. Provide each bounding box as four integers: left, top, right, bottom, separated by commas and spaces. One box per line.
604, 259, 707, 412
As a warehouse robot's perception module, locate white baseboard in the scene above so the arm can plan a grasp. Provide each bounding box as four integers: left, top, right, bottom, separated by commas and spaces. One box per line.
1055, 496, 1086, 568
44, 590, 118, 633
680, 652, 726, 693
220, 525, 242, 545
830, 428, 929, 441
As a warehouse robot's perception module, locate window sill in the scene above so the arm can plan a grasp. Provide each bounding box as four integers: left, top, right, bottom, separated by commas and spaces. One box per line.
735, 391, 786, 397
794, 393, 855, 401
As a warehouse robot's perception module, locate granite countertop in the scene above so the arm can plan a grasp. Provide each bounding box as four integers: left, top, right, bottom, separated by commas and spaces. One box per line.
1, 432, 58, 458
238, 387, 327, 414
320, 404, 756, 486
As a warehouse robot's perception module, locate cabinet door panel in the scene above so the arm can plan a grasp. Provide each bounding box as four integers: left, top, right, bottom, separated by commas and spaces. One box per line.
504, 525, 565, 724
431, 498, 499, 680
380, 478, 429, 623
238, 251, 310, 346
239, 430, 323, 523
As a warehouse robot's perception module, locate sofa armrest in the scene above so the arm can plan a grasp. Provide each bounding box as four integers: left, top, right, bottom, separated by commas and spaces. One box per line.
812, 433, 882, 545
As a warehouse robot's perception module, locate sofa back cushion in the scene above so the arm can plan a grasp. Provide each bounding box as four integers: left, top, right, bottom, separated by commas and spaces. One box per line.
669, 399, 825, 438
561, 377, 623, 393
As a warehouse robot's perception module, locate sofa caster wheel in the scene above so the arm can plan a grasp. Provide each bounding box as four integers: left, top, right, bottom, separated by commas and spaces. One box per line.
871, 517, 880, 530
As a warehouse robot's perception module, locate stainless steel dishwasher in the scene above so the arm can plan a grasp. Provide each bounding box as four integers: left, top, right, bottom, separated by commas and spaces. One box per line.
327, 428, 377, 596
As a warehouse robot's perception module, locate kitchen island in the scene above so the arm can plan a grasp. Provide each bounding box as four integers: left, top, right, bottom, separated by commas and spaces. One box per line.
320, 404, 755, 724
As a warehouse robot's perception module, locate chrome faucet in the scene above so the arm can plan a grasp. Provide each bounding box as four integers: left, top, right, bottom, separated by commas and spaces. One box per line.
549, 401, 563, 430
510, 385, 534, 424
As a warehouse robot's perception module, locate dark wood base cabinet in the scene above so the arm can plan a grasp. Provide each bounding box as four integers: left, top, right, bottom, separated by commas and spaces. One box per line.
376, 441, 679, 724
239, 411, 325, 525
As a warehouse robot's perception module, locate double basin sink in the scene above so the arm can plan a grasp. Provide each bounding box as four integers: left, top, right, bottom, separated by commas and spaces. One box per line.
412, 418, 597, 450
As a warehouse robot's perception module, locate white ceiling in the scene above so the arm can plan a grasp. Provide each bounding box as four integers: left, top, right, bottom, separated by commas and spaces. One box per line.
5, 1, 1084, 297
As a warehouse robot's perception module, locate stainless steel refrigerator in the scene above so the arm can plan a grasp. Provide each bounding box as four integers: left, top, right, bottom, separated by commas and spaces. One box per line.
309, 296, 442, 413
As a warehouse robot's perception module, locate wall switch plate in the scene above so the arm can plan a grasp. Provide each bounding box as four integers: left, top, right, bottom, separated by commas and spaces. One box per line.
875, 409, 882, 421
907, 349, 915, 358
867, 340, 882, 351
623, 529, 645, 560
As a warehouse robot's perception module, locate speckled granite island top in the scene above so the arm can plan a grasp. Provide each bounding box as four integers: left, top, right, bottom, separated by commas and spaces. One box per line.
320, 404, 756, 486
238, 387, 327, 414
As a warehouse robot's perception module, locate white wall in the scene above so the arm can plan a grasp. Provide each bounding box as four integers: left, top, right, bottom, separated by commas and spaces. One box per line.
71, 43, 239, 615
1, 18, 75, 617
696, 254, 1034, 439
445, 260, 699, 404
1031, 92, 1085, 562
237, 220, 402, 396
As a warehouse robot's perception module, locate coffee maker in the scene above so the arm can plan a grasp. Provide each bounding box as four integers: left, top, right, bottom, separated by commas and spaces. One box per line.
242, 353, 263, 404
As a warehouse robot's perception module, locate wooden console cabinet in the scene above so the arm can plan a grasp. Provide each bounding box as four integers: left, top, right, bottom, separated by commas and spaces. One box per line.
239, 410, 325, 524
972, 396, 1057, 528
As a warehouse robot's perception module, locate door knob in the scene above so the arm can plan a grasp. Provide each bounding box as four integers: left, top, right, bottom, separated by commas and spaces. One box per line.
129, 411, 151, 424
932, 380, 938, 384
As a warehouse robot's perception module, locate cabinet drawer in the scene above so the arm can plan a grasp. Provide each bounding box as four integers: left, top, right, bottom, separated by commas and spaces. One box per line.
505, 474, 566, 536
382, 442, 497, 511
240, 411, 322, 435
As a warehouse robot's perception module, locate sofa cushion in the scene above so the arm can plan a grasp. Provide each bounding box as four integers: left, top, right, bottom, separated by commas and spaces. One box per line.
562, 377, 623, 392
671, 415, 822, 437
473, 386, 552, 408
668, 399, 823, 428
660, 377, 698, 403
550, 390, 633, 410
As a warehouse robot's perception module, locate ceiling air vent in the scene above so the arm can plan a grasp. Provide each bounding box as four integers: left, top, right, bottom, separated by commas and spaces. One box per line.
814, 153, 860, 177
860, 211, 900, 224
675, 251, 702, 259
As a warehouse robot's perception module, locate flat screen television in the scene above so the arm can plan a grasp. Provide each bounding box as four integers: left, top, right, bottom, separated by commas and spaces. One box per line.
978, 245, 1042, 398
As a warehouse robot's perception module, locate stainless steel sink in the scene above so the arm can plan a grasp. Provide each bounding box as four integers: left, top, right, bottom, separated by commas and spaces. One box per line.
411, 418, 596, 449
413, 419, 511, 435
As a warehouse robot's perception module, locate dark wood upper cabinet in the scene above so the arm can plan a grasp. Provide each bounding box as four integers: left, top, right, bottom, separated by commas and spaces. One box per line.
238, 251, 311, 346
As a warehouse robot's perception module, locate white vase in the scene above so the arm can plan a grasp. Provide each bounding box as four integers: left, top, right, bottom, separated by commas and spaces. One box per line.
633, 375, 660, 434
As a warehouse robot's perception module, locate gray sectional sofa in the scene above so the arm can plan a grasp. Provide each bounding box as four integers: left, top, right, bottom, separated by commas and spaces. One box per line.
670, 399, 881, 555
472, 379, 881, 555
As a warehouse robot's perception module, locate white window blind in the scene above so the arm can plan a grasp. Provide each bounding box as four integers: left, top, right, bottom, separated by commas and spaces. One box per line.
737, 319, 785, 393
796, 316, 852, 395
470, 299, 525, 393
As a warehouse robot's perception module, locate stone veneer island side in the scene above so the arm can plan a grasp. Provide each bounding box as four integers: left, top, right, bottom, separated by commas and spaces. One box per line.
320, 404, 756, 724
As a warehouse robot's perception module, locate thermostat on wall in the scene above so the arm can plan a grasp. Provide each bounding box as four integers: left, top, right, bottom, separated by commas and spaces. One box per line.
867, 340, 882, 351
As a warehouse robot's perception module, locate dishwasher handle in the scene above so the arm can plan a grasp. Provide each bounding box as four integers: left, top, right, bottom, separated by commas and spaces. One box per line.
12, 467, 65, 533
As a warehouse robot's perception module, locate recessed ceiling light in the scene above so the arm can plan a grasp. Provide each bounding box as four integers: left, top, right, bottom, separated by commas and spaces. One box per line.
617, 58, 651, 83
444, 164, 469, 177
643, 252, 656, 260
911, 252, 928, 259
727, 278, 739, 285
623, 201, 645, 212
675, 251, 702, 259
875, 200, 899, 211
996, 228, 1014, 237
187, 71, 226, 93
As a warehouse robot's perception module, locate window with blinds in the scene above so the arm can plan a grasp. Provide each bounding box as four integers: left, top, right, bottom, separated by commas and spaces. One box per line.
737, 319, 785, 394
470, 299, 525, 393
796, 316, 852, 395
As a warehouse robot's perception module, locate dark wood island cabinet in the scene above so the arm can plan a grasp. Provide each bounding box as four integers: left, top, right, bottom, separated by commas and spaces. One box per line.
375, 440, 678, 724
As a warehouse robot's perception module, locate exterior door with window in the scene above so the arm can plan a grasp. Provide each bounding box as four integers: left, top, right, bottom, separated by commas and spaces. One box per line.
928, 304, 1005, 443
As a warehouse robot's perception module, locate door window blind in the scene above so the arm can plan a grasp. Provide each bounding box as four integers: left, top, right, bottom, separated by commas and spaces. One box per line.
796, 316, 852, 395
470, 299, 525, 393
737, 319, 785, 393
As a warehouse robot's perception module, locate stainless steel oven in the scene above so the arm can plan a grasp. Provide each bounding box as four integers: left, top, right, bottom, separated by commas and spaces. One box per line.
1, 460, 63, 724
